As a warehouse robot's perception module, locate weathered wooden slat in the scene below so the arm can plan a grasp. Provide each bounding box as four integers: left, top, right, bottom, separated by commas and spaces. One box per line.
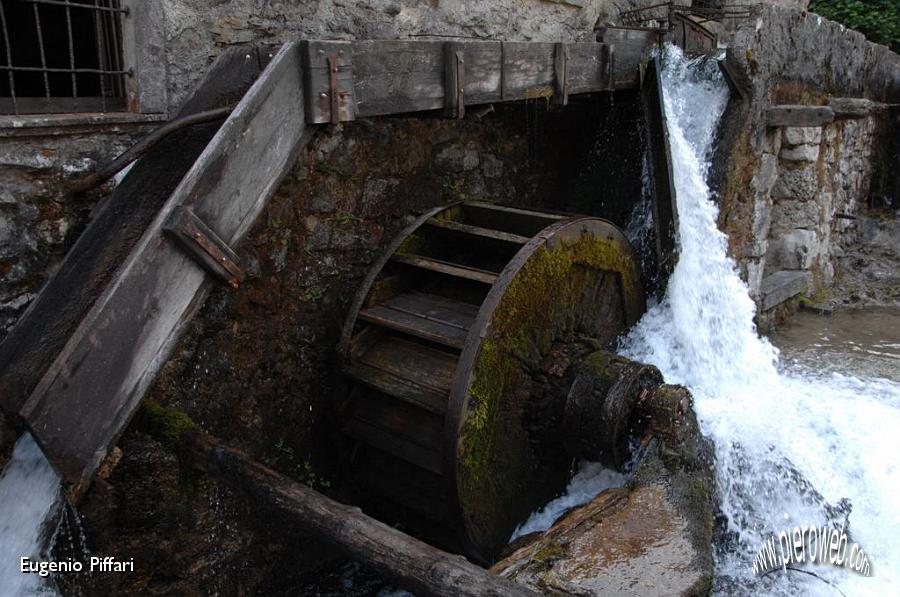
553, 43, 569, 106
164, 205, 245, 288
0, 48, 265, 421
360, 306, 468, 350
387, 291, 480, 321
361, 291, 476, 350
302, 40, 354, 124
462, 202, 568, 237
349, 392, 444, 452
766, 105, 835, 127
20, 42, 310, 495
424, 218, 531, 245
355, 40, 447, 116
502, 42, 556, 100
356, 335, 457, 395
567, 43, 607, 95
343, 362, 448, 415
303, 39, 649, 122
443, 42, 465, 119
343, 419, 444, 475
597, 27, 659, 89
391, 254, 500, 285
641, 54, 678, 283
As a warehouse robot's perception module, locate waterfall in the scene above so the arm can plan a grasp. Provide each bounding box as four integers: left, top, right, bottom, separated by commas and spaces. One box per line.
0, 434, 62, 596
620, 44, 900, 595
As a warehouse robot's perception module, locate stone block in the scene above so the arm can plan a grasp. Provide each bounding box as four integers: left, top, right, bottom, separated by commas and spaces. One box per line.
751, 153, 778, 196
771, 166, 819, 201
780, 144, 819, 162
783, 126, 822, 146
771, 199, 820, 230
766, 229, 820, 270
760, 270, 810, 311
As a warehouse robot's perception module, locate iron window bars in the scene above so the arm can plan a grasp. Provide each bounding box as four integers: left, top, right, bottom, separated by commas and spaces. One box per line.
0, 0, 129, 115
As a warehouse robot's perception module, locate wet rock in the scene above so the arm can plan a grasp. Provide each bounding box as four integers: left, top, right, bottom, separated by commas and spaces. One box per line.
493, 383, 715, 596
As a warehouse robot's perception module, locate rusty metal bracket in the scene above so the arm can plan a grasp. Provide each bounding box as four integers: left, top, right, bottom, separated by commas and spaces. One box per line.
301, 41, 355, 124
165, 205, 245, 289
444, 42, 465, 119
328, 55, 341, 125
553, 43, 569, 106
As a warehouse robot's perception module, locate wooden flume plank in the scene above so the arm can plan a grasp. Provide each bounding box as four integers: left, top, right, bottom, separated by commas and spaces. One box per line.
19, 42, 311, 496
303, 37, 658, 123
343, 362, 449, 415
424, 218, 531, 245
391, 254, 500, 285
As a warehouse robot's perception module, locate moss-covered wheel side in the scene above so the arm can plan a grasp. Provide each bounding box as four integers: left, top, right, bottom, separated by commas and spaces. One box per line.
449, 219, 645, 559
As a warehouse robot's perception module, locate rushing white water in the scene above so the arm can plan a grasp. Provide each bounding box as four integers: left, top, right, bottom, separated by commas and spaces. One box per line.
515, 44, 900, 596
619, 45, 900, 595
0, 434, 61, 596
510, 462, 626, 540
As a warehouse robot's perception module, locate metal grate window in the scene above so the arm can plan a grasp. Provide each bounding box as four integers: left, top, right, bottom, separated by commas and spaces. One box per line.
0, 0, 129, 115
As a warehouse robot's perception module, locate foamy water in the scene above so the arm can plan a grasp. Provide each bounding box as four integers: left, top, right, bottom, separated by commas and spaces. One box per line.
517, 45, 900, 596
0, 434, 61, 596
620, 45, 900, 596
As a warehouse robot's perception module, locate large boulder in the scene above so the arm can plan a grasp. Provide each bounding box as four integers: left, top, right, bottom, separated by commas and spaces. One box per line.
492, 382, 716, 596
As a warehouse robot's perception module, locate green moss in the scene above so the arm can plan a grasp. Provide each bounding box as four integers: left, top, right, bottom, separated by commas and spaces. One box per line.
456, 232, 644, 554
140, 400, 197, 450
533, 542, 567, 562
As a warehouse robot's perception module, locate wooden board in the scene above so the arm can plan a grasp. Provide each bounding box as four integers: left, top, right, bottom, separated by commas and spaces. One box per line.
302, 38, 657, 123
0, 48, 267, 421
18, 42, 310, 495
766, 105, 835, 127
641, 54, 678, 282
391, 255, 500, 285
597, 27, 659, 89
360, 291, 478, 350
356, 335, 457, 396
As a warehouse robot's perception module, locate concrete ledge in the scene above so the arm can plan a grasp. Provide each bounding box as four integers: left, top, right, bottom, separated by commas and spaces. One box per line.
0, 112, 166, 138
760, 270, 809, 311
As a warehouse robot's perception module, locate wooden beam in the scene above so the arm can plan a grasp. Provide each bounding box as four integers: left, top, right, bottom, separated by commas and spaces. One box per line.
302, 39, 651, 123
641, 54, 678, 283
0, 47, 267, 421
766, 105, 835, 127
19, 42, 312, 496
208, 446, 539, 597
444, 42, 465, 119
553, 43, 569, 106
597, 27, 659, 89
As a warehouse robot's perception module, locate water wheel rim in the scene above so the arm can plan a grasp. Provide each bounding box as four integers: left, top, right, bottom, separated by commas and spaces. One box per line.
443, 216, 645, 560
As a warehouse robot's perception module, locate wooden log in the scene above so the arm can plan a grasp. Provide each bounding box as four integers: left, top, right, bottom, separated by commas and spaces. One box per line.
18, 42, 313, 496
766, 105, 835, 127
207, 446, 538, 597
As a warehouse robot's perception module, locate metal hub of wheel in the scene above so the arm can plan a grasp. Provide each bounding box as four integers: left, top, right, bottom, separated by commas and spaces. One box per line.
337, 201, 644, 561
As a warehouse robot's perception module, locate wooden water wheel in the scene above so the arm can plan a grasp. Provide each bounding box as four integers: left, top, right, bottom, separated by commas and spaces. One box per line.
337, 201, 645, 562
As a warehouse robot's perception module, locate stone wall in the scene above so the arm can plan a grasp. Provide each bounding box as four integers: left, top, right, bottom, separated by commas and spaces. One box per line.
0, 118, 159, 336
717, 5, 900, 319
